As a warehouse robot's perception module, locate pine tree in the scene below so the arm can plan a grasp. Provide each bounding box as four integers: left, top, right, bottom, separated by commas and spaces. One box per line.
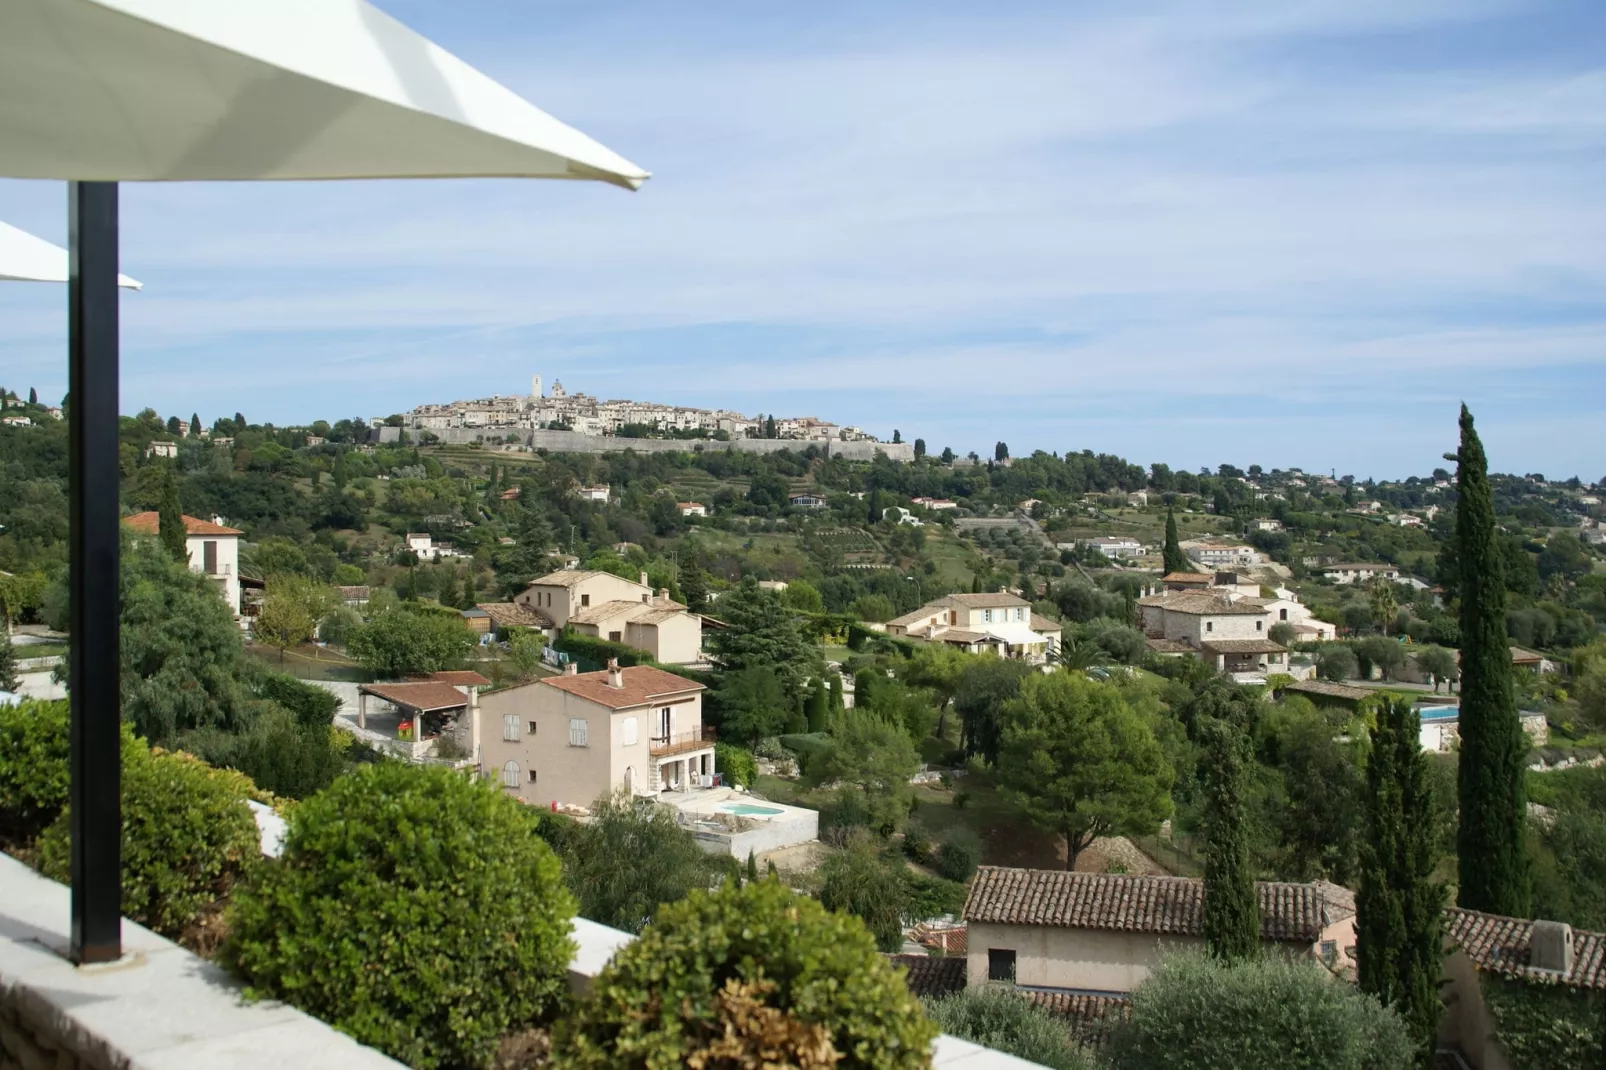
158, 471, 188, 564
166, 414, 182, 435
1200, 719, 1259, 961
1358, 697, 1445, 1067
1163, 506, 1188, 574
0, 631, 18, 693
1453, 405, 1530, 915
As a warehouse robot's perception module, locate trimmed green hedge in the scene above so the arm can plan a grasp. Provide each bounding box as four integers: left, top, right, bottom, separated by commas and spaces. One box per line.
223, 763, 575, 1070
778, 732, 834, 776
252, 671, 339, 731
552, 879, 936, 1069
714, 742, 757, 787
37, 740, 261, 940
554, 630, 652, 669
0, 698, 72, 847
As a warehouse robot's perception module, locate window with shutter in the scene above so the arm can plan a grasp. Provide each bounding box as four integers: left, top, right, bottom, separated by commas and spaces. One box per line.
502, 714, 520, 741
569, 718, 589, 747
501, 761, 520, 788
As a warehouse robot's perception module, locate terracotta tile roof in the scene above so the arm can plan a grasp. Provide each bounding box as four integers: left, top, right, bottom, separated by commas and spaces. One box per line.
1161, 572, 1213, 583
1509, 646, 1545, 663
1199, 638, 1287, 655
477, 602, 553, 629
568, 599, 648, 626
528, 569, 633, 590
1444, 908, 1606, 989
887, 607, 945, 629
1030, 614, 1063, 633
123, 511, 242, 536
358, 681, 470, 712
1145, 637, 1196, 654
963, 868, 1355, 943
886, 955, 966, 998
409, 670, 491, 688
909, 923, 967, 956
945, 593, 1032, 609
1320, 562, 1398, 572
541, 665, 704, 710
1025, 992, 1131, 1050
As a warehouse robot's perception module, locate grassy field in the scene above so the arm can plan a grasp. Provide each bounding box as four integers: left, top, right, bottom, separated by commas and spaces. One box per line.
245, 642, 373, 682
922, 529, 978, 589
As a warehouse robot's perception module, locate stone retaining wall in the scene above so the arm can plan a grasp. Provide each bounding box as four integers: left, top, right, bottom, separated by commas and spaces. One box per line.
375, 424, 915, 462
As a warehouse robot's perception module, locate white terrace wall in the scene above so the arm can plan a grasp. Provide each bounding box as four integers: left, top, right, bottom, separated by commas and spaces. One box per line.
1, 852, 1041, 1070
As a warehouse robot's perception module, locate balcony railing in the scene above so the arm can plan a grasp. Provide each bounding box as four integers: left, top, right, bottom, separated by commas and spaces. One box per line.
649, 725, 716, 757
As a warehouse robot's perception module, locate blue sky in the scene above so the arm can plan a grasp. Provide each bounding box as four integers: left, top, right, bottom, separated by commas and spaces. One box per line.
1, 0, 1603, 480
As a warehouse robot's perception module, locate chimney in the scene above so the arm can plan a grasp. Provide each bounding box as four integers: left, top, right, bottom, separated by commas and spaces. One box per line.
606, 658, 623, 689
656, 587, 670, 605
639, 570, 649, 587
564, 662, 578, 676
1531, 920, 1575, 975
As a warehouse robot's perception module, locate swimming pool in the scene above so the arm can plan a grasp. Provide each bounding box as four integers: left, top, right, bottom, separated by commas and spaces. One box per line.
721, 802, 785, 817
1419, 707, 1459, 723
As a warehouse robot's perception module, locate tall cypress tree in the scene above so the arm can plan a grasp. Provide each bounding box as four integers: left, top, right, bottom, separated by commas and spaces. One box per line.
1201, 719, 1259, 961
1162, 506, 1188, 575
158, 471, 188, 564
1358, 696, 1445, 1067
806, 680, 829, 733
1453, 405, 1529, 915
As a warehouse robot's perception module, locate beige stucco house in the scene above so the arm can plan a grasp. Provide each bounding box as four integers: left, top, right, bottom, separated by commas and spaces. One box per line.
885, 593, 1061, 663
963, 868, 1356, 993
476, 662, 714, 809
515, 568, 703, 664
1138, 591, 1288, 674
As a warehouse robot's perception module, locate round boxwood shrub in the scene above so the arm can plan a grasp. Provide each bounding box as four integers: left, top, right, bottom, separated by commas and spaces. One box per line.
0, 698, 71, 848
924, 986, 1094, 1070
222, 763, 575, 1070
935, 828, 981, 883
37, 738, 262, 939
552, 878, 936, 1069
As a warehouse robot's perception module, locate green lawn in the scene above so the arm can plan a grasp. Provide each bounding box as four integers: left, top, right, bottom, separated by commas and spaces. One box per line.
922, 529, 978, 589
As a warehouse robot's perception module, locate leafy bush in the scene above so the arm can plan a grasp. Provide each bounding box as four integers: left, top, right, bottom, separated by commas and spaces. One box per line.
715, 742, 757, 787
754, 735, 791, 761
557, 792, 716, 934
817, 830, 911, 951
902, 824, 934, 864
1105, 952, 1414, 1070
905, 873, 967, 922
1480, 974, 1605, 1070
924, 986, 1095, 1070
223, 763, 575, 1070
553, 629, 651, 669
37, 740, 261, 939
551, 878, 936, 1069
778, 731, 834, 775
187, 706, 347, 800
251, 671, 339, 731
0, 698, 70, 847
936, 827, 982, 882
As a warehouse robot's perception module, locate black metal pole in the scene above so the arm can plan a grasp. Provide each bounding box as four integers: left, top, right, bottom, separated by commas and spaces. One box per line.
68, 181, 122, 965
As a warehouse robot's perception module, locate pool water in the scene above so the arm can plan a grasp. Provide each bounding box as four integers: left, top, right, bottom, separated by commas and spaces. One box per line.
721, 803, 784, 817
1419, 707, 1459, 723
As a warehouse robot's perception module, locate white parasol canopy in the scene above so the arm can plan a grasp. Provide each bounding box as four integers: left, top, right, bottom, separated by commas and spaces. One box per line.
0, 220, 142, 288
0, 0, 649, 189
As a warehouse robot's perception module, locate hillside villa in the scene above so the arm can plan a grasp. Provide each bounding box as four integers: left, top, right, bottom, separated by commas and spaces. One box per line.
885, 593, 1062, 663
1319, 562, 1402, 585
963, 867, 1357, 993
1138, 591, 1288, 676
122, 512, 242, 615
515, 568, 703, 664
478, 662, 714, 806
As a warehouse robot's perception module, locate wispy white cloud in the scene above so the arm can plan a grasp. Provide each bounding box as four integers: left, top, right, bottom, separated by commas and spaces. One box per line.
0, 0, 1600, 475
